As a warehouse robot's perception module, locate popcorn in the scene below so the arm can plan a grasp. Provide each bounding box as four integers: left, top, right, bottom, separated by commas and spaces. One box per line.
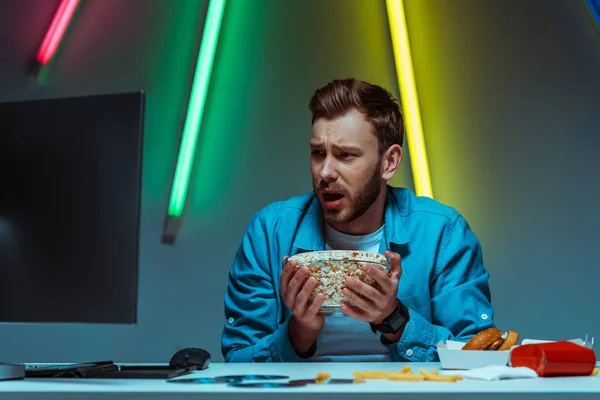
287, 250, 390, 308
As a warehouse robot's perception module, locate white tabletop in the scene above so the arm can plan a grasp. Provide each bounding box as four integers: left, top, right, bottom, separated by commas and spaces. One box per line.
1, 362, 600, 399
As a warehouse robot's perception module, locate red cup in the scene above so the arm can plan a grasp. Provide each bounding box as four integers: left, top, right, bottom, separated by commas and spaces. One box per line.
510, 341, 596, 377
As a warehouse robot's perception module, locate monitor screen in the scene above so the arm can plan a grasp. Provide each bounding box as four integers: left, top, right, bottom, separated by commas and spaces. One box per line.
0, 91, 144, 324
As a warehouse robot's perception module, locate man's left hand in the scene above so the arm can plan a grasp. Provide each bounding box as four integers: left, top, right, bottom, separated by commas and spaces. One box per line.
340, 250, 402, 325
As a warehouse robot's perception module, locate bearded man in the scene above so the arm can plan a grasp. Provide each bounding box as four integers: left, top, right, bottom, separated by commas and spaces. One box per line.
221, 78, 495, 362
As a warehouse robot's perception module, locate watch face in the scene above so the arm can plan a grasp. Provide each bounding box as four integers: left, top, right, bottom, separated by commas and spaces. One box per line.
384, 302, 409, 333
388, 311, 407, 332
373, 301, 409, 334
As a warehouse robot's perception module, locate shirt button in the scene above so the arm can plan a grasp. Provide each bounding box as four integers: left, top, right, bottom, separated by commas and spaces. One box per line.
480, 313, 489, 321
228, 317, 235, 324
406, 349, 413, 357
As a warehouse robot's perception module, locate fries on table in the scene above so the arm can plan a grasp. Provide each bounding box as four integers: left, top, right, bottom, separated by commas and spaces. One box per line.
315, 371, 331, 384
352, 367, 463, 382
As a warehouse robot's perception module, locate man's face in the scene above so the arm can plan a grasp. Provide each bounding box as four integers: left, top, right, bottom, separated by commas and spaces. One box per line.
310, 109, 383, 226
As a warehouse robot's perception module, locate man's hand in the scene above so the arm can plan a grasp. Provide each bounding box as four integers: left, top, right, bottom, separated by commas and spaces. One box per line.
340, 250, 403, 325
280, 257, 325, 357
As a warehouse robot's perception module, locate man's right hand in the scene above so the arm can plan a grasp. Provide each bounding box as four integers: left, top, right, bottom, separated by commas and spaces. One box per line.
280, 257, 325, 357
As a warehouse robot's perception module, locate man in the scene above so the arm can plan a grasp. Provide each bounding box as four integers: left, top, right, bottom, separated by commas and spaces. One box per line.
221, 78, 495, 362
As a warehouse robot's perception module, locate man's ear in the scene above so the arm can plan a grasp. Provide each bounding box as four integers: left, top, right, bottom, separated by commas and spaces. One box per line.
382, 144, 402, 181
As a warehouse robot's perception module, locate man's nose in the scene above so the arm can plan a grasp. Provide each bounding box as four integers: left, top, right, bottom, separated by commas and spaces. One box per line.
319, 157, 338, 182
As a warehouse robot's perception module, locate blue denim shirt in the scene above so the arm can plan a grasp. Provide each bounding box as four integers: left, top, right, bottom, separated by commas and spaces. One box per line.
221, 187, 495, 362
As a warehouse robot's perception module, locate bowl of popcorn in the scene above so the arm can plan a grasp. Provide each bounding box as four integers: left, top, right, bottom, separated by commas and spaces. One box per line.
286, 250, 391, 315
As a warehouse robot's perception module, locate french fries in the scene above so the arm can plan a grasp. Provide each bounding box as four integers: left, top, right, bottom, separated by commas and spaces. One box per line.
315, 371, 331, 384
419, 368, 463, 382
592, 368, 598, 376
352, 366, 463, 382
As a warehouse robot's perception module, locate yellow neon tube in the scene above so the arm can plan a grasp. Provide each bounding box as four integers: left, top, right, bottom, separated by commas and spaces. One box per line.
386, 0, 433, 198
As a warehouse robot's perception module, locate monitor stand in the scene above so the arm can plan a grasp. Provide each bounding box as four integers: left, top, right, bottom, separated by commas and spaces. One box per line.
0, 364, 25, 381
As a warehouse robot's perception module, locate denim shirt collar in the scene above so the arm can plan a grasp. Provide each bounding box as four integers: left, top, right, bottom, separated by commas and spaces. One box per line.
292, 186, 410, 252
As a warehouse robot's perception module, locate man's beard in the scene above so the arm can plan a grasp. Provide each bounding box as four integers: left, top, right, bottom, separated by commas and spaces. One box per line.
314, 158, 383, 225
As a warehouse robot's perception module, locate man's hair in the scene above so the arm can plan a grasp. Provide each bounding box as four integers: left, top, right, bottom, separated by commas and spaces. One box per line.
308, 78, 404, 153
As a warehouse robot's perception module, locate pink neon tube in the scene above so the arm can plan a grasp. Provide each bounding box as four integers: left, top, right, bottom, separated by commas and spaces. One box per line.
36, 0, 80, 65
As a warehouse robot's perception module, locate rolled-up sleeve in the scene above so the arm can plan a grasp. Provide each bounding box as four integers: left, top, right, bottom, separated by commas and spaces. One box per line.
382, 214, 495, 362
221, 212, 304, 362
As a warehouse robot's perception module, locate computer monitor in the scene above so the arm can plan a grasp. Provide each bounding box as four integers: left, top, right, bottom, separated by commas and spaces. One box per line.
0, 91, 144, 324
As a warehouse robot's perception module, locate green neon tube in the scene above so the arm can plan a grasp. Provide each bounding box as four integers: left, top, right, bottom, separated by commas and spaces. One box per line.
168, 0, 226, 217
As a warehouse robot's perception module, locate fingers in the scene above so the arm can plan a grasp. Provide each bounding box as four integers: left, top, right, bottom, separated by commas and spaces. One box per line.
279, 257, 295, 298
358, 252, 402, 296
285, 265, 310, 307
361, 263, 393, 294
305, 292, 325, 316
340, 303, 370, 322
343, 288, 374, 311
345, 276, 382, 302
293, 276, 317, 314
384, 250, 402, 281
279, 258, 324, 319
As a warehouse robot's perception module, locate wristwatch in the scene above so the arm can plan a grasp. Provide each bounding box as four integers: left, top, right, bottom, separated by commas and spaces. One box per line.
370, 299, 410, 334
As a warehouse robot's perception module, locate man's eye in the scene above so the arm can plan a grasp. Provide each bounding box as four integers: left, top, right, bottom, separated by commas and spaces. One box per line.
311, 150, 325, 157
341, 153, 353, 158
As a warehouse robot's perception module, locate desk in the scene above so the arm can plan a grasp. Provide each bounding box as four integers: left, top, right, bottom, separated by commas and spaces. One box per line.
1, 362, 600, 399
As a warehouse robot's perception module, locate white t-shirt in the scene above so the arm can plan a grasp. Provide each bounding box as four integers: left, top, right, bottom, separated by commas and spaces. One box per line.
309, 223, 391, 362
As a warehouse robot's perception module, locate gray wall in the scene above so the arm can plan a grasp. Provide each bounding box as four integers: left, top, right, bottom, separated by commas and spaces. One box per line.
405, 0, 600, 341
0, 0, 598, 363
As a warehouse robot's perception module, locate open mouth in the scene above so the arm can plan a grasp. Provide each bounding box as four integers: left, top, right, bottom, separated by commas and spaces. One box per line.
321, 191, 345, 209
322, 192, 344, 202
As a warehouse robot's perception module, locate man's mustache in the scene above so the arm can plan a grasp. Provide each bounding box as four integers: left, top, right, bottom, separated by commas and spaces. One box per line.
317, 182, 347, 195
